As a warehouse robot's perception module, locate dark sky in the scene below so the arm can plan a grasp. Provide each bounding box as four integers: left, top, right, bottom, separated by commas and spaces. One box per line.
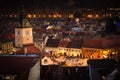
0, 0, 119, 9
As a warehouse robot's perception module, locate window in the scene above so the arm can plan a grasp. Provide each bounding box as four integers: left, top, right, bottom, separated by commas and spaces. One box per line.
17, 31, 21, 35
26, 31, 29, 35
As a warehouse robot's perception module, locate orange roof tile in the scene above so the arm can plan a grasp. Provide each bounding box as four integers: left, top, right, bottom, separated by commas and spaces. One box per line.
83, 37, 120, 49
0, 55, 39, 76
16, 44, 41, 55
45, 39, 60, 47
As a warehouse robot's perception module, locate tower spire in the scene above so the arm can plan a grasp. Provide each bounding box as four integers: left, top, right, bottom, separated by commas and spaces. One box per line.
19, 5, 26, 26
17, 5, 32, 28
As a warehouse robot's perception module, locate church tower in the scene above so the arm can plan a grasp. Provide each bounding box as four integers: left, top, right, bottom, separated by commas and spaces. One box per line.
15, 7, 33, 47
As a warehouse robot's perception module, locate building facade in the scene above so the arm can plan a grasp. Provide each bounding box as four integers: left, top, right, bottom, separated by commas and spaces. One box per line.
15, 8, 33, 48
1, 42, 13, 54
82, 36, 120, 59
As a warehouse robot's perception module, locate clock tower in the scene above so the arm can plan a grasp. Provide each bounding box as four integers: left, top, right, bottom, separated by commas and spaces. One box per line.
15, 7, 33, 47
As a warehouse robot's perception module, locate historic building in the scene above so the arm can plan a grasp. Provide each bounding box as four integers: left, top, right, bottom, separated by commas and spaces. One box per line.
14, 7, 41, 55
0, 33, 14, 54
45, 37, 83, 57
34, 39, 44, 51
1, 42, 13, 54
15, 8, 33, 48
82, 35, 120, 59
45, 38, 60, 55
57, 38, 83, 57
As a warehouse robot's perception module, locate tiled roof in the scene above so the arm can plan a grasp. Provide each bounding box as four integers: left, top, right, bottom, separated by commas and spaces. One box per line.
83, 37, 120, 49
67, 39, 83, 48
45, 39, 60, 47
16, 43, 41, 55
0, 55, 39, 76
58, 40, 71, 47
58, 38, 83, 48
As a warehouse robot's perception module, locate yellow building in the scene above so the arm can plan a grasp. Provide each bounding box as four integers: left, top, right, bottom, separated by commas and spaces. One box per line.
82, 36, 120, 59
45, 38, 83, 57
57, 38, 83, 57
1, 42, 13, 54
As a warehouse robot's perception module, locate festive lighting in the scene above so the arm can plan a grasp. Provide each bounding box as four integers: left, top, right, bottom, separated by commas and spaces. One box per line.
48, 15, 52, 18
87, 14, 93, 18
95, 14, 99, 18
58, 15, 62, 18
75, 18, 79, 22
53, 14, 57, 18
27, 14, 31, 18
69, 14, 74, 18
33, 14, 36, 18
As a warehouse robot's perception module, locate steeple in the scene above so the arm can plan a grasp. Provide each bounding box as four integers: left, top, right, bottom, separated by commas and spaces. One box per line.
17, 5, 32, 28
19, 5, 26, 25
15, 5, 33, 48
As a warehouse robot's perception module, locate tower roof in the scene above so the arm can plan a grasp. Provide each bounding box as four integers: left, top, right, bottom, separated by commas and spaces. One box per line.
17, 6, 32, 28
16, 43, 41, 55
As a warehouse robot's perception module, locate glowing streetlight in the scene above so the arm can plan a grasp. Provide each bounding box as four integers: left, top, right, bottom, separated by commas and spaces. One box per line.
53, 14, 57, 18
27, 14, 31, 18
69, 14, 74, 18
33, 14, 36, 18
96, 14, 99, 18
87, 14, 93, 18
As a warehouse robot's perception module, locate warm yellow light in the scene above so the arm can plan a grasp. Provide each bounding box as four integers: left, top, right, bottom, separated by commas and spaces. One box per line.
73, 53, 77, 57
10, 15, 13, 17
53, 14, 57, 18
43, 15, 46, 17
33, 14, 36, 18
38, 15, 41, 17
49, 15, 51, 18
96, 14, 99, 18
103, 50, 108, 55
75, 18, 79, 22
69, 14, 74, 18
112, 52, 115, 55
87, 14, 93, 18
62, 50, 65, 53
58, 15, 62, 18
28, 14, 31, 18
103, 51, 106, 54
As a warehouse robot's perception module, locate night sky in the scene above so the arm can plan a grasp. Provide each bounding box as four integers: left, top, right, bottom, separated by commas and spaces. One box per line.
0, 0, 119, 9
